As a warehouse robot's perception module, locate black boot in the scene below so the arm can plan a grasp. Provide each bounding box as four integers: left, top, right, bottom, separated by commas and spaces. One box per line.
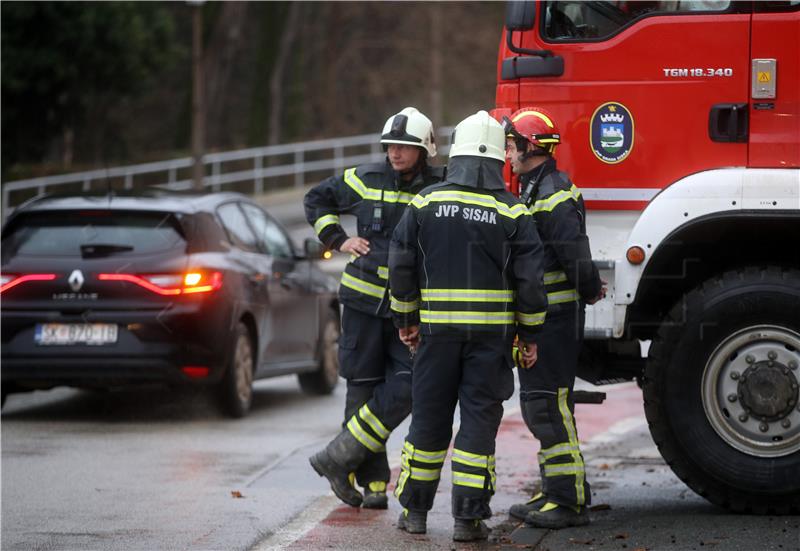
397, 509, 427, 534
362, 481, 388, 509
509, 492, 547, 520
309, 430, 368, 507
525, 502, 589, 529
453, 519, 491, 542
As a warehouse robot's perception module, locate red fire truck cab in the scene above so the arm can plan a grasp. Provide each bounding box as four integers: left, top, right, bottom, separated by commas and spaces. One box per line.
496, 0, 799, 514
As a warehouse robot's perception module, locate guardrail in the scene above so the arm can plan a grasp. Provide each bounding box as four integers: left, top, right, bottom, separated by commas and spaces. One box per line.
2, 127, 454, 216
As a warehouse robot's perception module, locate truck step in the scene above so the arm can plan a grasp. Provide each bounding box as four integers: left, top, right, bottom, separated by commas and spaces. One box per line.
573, 390, 607, 404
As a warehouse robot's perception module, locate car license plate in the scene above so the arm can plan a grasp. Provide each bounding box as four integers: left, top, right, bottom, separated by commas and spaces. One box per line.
34, 323, 118, 346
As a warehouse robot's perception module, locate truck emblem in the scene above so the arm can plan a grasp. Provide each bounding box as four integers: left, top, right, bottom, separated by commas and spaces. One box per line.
68, 269, 85, 292
590, 102, 634, 164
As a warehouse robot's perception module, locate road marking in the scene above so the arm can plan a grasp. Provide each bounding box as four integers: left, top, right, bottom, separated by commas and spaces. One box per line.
252, 495, 339, 551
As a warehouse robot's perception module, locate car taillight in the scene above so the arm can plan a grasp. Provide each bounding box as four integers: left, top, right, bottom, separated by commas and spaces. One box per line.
97, 271, 222, 296
0, 273, 58, 294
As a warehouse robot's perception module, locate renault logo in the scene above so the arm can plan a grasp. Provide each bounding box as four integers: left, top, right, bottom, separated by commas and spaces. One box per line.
68, 270, 85, 292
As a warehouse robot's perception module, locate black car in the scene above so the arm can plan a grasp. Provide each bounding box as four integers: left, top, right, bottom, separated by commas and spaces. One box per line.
1, 191, 340, 417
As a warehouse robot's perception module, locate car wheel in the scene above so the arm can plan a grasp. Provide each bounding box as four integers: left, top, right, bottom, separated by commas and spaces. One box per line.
298, 309, 340, 395
219, 322, 254, 418
644, 267, 800, 514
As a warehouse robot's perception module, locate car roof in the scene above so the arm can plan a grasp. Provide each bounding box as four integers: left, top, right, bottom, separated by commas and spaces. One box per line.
12, 190, 256, 216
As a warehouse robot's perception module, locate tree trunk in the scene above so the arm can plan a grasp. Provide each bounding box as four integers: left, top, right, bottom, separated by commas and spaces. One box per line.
267, 2, 301, 145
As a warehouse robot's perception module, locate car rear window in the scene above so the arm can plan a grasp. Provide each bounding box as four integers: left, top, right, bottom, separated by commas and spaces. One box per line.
1, 210, 186, 259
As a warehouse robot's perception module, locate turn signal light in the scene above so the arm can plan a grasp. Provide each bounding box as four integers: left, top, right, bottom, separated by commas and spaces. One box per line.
626, 246, 646, 265
0, 273, 57, 294
98, 271, 223, 295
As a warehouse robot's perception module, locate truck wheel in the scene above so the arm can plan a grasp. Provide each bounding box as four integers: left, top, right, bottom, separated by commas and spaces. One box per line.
644, 267, 800, 514
219, 322, 254, 418
298, 309, 340, 395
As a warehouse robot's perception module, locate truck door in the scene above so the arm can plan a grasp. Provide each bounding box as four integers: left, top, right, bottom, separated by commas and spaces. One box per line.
749, 2, 800, 168
507, 1, 751, 209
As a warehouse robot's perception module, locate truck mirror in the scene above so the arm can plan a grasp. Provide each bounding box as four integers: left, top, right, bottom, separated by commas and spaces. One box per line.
506, 1, 536, 31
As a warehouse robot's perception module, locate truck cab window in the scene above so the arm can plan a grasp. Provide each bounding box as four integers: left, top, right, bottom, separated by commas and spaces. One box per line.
542, 1, 732, 41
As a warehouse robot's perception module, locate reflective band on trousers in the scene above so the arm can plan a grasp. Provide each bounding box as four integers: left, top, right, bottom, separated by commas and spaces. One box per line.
344, 168, 415, 203
377, 266, 389, 280
539, 442, 582, 461
358, 404, 389, 440
395, 441, 447, 498
346, 416, 384, 453
314, 214, 340, 234
543, 271, 568, 285
452, 449, 495, 469
530, 185, 582, 214
557, 387, 586, 504
421, 288, 514, 303
391, 295, 419, 313
403, 441, 447, 463
547, 289, 579, 305
341, 272, 386, 299
411, 190, 530, 219
452, 471, 487, 490
420, 310, 514, 325
516, 311, 546, 327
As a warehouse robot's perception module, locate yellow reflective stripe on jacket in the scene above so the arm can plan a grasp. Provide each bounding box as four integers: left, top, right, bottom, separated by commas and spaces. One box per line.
346, 416, 384, 453
530, 185, 582, 214
402, 441, 447, 463
358, 404, 390, 440
516, 311, 546, 327
420, 310, 514, 325
313, 214, 340, 235
558, 387, 586, 504
343, 168, 415, 203
377, 266, 389, 280
341, 272, 385, 299
411, 190, 530, 219
543, 271, 568, 285
547, 289, 579, 305
391, 296, 419, 313
452, 472, 486, 489
421, 289, 514, 303
452, 449, 495, 469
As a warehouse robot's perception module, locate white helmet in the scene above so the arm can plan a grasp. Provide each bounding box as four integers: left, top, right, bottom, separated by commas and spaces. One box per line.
448, 110, 505, 162
380, 107, 437, 158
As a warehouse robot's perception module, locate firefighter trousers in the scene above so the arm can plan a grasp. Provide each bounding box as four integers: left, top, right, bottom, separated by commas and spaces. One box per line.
516, 304, 591, 508
395, 337, 514, 520
338, 306, 414, 487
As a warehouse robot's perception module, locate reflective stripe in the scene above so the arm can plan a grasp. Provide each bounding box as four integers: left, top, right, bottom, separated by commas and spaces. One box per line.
377, 266, 389, 280
358, 404, 389, 440
557, 387, 585, 504
420, 310, 514, 325
452, 449, 495, 469
411, 190, 530, 219
313, 214, 340, 235
346, 417, 384, 453
547, 289, 579, 305
452, 472, 486, 489
530, 185, 582, 214
409, 467, 441, 481
421, 289, 514, 303
341, 272, 385, 299
539, 442, 581, 461
543, 463, 585, 477
343, 168, 415, 203
516, 311, 546, 327
391, 295, 419, 313
403, 441, 447, 464
543, 271, 568, 285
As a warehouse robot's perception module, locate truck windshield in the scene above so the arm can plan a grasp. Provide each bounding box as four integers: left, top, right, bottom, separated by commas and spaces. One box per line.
541, 1, 732, 41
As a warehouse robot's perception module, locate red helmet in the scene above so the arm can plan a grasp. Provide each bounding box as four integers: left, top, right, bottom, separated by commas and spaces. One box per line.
503, 107, 561, 155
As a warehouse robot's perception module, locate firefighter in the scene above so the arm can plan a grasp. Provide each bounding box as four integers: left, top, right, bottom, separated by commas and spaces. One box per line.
305, 107, 444, 510
389, 111, 547, 541
503, 107, 606, 529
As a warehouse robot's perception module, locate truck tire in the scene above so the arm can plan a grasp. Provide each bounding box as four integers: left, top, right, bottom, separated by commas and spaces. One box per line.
298, 309, 340, 395
218, 322, 255, 418
644, 267, 800, 514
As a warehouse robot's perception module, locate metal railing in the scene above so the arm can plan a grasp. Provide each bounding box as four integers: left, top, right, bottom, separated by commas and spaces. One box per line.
1, 127, 454, 217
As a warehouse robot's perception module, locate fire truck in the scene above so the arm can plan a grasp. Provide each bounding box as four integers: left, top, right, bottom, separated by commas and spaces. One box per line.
494, 1, 799, 514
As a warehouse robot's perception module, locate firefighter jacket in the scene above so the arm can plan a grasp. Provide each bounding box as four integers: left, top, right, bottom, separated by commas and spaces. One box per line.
304, 160, 445, 317
519, 157, 602, 310
389, 156, 548, 342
